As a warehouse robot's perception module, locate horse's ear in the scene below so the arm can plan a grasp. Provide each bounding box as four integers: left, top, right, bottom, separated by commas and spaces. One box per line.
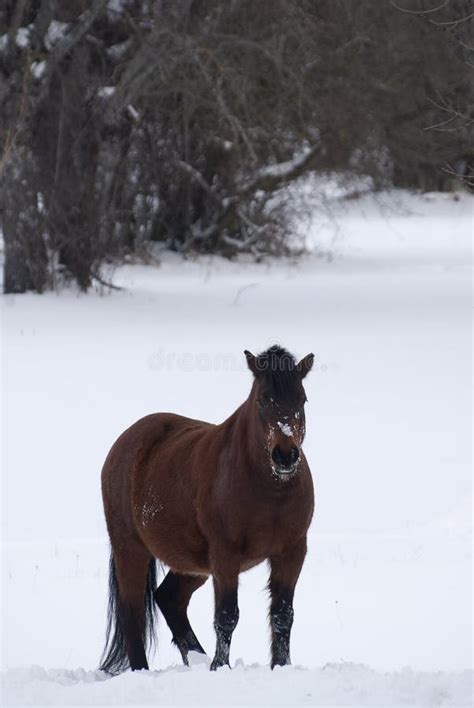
244, 350, 259, 376
297, 353, 314, 379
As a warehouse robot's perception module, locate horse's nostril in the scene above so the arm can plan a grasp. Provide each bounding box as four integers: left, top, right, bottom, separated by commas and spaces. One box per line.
290, 446, 300, 463
272, 445, 299, 469
271, 446, 283, 465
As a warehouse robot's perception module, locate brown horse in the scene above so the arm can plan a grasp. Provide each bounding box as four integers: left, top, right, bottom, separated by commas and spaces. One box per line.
99, 345, 314, 674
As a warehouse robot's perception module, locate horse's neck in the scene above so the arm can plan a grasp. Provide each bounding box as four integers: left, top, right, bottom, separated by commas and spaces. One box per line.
222, 397, 266, 471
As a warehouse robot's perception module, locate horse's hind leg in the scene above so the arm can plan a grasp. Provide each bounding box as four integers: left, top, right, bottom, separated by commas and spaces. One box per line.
113, 543, 154, 671
155, 571, 208, 665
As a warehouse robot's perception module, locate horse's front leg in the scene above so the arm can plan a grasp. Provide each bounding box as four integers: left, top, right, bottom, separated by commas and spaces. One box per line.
268, 538, 307, 669
210, 555, 240, 671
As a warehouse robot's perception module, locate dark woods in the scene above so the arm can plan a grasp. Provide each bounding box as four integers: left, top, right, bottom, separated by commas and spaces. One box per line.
1, 1, 472, 293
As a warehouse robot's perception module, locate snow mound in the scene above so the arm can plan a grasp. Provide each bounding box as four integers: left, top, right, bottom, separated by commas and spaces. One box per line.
2, 662, 472, 707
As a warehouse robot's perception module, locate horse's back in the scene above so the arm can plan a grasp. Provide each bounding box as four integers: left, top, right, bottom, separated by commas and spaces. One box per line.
104, 411, 210, 463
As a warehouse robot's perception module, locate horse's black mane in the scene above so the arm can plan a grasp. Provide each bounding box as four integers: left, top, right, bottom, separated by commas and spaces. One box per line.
255, 346, 299, 398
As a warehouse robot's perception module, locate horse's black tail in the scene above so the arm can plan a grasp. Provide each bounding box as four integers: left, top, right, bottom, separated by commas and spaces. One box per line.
99, 550, 158, 674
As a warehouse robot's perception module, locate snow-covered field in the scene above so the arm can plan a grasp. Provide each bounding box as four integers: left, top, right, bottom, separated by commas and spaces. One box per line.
1, 190, 472, 706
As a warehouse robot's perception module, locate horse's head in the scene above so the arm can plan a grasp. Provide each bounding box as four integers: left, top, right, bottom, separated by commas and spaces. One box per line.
244, 346, 314, 480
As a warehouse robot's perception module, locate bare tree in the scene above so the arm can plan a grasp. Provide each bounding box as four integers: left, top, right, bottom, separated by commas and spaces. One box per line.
1, 0, 119, 292
390, 0, 474, 188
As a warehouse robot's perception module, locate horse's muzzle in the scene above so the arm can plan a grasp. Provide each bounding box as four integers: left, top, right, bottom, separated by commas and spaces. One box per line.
271, 444, 300, 475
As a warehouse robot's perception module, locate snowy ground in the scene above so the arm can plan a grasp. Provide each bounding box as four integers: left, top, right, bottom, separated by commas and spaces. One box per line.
1, 189, 472, 706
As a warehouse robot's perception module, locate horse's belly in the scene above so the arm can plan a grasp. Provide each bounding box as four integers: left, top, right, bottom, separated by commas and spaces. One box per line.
138, 517, 210, 576
240, 556, 267, 573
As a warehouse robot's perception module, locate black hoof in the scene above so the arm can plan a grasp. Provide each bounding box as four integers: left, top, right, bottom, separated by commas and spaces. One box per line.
175, 631, 206, 666
210, 657, 229, 671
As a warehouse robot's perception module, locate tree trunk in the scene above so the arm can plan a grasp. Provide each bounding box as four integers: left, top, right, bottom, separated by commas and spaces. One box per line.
2, 157, 48, 294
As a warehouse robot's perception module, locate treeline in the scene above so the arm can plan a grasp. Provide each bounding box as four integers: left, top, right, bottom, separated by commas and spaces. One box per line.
1, 0, 472, 293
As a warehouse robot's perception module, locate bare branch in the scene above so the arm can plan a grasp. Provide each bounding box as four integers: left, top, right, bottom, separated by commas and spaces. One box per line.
238, 143, 321, 197
390, 1, 450, 16
174, 160, 223, 204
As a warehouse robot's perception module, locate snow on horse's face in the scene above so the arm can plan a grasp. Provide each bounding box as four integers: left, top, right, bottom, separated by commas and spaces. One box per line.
244, 348, 313, 479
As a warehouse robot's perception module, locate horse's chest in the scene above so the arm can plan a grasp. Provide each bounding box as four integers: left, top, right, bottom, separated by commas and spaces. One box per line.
239, 508, 298, 564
